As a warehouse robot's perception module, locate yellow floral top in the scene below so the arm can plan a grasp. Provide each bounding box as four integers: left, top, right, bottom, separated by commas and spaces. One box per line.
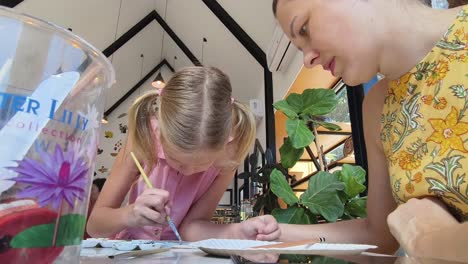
381, 6, 468, 222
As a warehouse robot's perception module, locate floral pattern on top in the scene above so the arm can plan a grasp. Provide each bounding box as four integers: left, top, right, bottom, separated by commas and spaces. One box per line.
381, 6, 468, 222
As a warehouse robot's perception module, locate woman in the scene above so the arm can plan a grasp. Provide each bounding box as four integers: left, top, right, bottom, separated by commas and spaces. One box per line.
272, 0, 467, 261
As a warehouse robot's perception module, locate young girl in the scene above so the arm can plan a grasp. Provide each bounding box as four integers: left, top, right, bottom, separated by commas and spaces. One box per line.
87, 66, 280, 241
273, 0, 467, 261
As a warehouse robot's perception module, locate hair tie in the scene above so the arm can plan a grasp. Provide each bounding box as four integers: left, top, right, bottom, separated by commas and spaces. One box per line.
156, 88, 164, 96
230, 97, 235, 104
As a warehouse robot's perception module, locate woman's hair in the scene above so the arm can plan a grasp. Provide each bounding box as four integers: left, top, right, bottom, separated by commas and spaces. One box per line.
272, 0, 278, 15
128, 66, 256, 171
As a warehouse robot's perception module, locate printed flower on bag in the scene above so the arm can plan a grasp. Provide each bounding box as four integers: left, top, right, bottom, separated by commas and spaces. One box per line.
413, 172, 423, 183
433, 97, 448, 110
454, 27, 468, 43
421, 95, 434, 105
426, 60, 449, 87
427, 107, 468, 155
8, 144, 89, 210
445, 52, 467, 63
390, 72, 412, 102
405, 182, 415, 194
398, 151, 421, 171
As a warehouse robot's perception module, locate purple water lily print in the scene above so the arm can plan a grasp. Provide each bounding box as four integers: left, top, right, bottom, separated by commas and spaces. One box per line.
9, 144, 89, 210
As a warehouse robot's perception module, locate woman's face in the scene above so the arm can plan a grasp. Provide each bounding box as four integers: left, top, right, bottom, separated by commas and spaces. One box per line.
275, 0, 381, 85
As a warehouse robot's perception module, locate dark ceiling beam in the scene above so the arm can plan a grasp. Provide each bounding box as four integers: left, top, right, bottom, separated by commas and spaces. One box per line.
1, 4, 199, 117
152, 10, 201, 66
103, 10, 200, 66
202, 0, 276, 159
101, 9, 199, 115
103, 11, 155, 57
201, 0, 266, 67
104, 59, 174, 117
0, 4, 199, 66
0, 0, 23, 8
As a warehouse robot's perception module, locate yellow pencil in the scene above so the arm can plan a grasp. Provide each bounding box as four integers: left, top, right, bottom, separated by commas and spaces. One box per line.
129, 151, 182, 241
130, 152, 153, 188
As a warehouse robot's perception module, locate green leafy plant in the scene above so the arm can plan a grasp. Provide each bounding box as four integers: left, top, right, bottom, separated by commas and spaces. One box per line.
270, 88, 367, 224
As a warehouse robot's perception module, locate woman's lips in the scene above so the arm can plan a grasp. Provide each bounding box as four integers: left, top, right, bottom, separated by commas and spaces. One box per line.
329, 58, 336, 76
323, 57, 336, 76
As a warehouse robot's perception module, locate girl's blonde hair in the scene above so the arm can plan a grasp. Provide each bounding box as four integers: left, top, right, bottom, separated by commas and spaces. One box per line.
128, 66, 256, 171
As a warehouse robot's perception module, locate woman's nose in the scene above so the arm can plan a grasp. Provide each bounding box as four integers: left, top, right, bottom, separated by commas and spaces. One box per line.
303, 49, 319, 68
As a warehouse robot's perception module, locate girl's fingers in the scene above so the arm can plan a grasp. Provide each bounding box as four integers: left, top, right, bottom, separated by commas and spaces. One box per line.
140, 206, 166, 224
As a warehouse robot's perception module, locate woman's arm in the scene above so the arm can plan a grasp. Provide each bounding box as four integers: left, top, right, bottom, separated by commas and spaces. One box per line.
388, 197, 468, 262
279, 80, 399, 254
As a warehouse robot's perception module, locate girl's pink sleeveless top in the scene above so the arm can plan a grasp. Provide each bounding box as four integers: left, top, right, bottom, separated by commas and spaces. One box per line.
115, 119, 220, 240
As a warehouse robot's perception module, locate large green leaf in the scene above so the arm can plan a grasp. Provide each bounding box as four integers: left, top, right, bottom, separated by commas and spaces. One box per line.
300, 172, 345, 222
345, 197, 367, 218
315, 121, 342, 131
273, 100, 298, 119
285, 93, 304, 112
305, 209, 318, 224
341, 164, 366, 184
286, 119, 314, 149
264, 191, 280, 214
338, 164, 366, 198
302, 89, 338, 116
11, 214, 86, 248
270, 169, 299, 206
279, 138, 304, 169
272, 206, 309, 224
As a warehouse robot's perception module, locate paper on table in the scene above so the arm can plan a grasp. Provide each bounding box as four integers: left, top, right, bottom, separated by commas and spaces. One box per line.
193, 239, 377, 257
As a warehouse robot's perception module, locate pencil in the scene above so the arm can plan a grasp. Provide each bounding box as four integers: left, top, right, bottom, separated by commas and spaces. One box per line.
130, 152, 153, 188
129, 151, 182, 242
109, 247, 170, 259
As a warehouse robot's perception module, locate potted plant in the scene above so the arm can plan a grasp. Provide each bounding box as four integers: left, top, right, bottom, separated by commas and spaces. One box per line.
270, 88, 367, 224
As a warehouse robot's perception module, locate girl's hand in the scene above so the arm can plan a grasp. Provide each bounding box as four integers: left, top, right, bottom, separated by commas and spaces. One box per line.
126, 188, 171, 227
239, 215, 281, 241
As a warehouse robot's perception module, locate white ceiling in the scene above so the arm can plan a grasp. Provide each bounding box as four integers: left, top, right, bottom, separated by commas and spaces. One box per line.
12, 0, 302, 147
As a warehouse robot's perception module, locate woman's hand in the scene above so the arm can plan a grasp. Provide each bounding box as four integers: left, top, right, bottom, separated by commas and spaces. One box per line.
239, 215, 281, 241
126, 188, 171, 227
387, 197, 458, 255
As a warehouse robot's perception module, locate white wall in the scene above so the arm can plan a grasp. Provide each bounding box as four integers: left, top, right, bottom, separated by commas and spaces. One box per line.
272, 52, 304, 102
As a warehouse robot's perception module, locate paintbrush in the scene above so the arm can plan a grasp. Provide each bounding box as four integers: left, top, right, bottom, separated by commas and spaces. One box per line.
108, 247, 170, 259
130, 152, 183, 242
